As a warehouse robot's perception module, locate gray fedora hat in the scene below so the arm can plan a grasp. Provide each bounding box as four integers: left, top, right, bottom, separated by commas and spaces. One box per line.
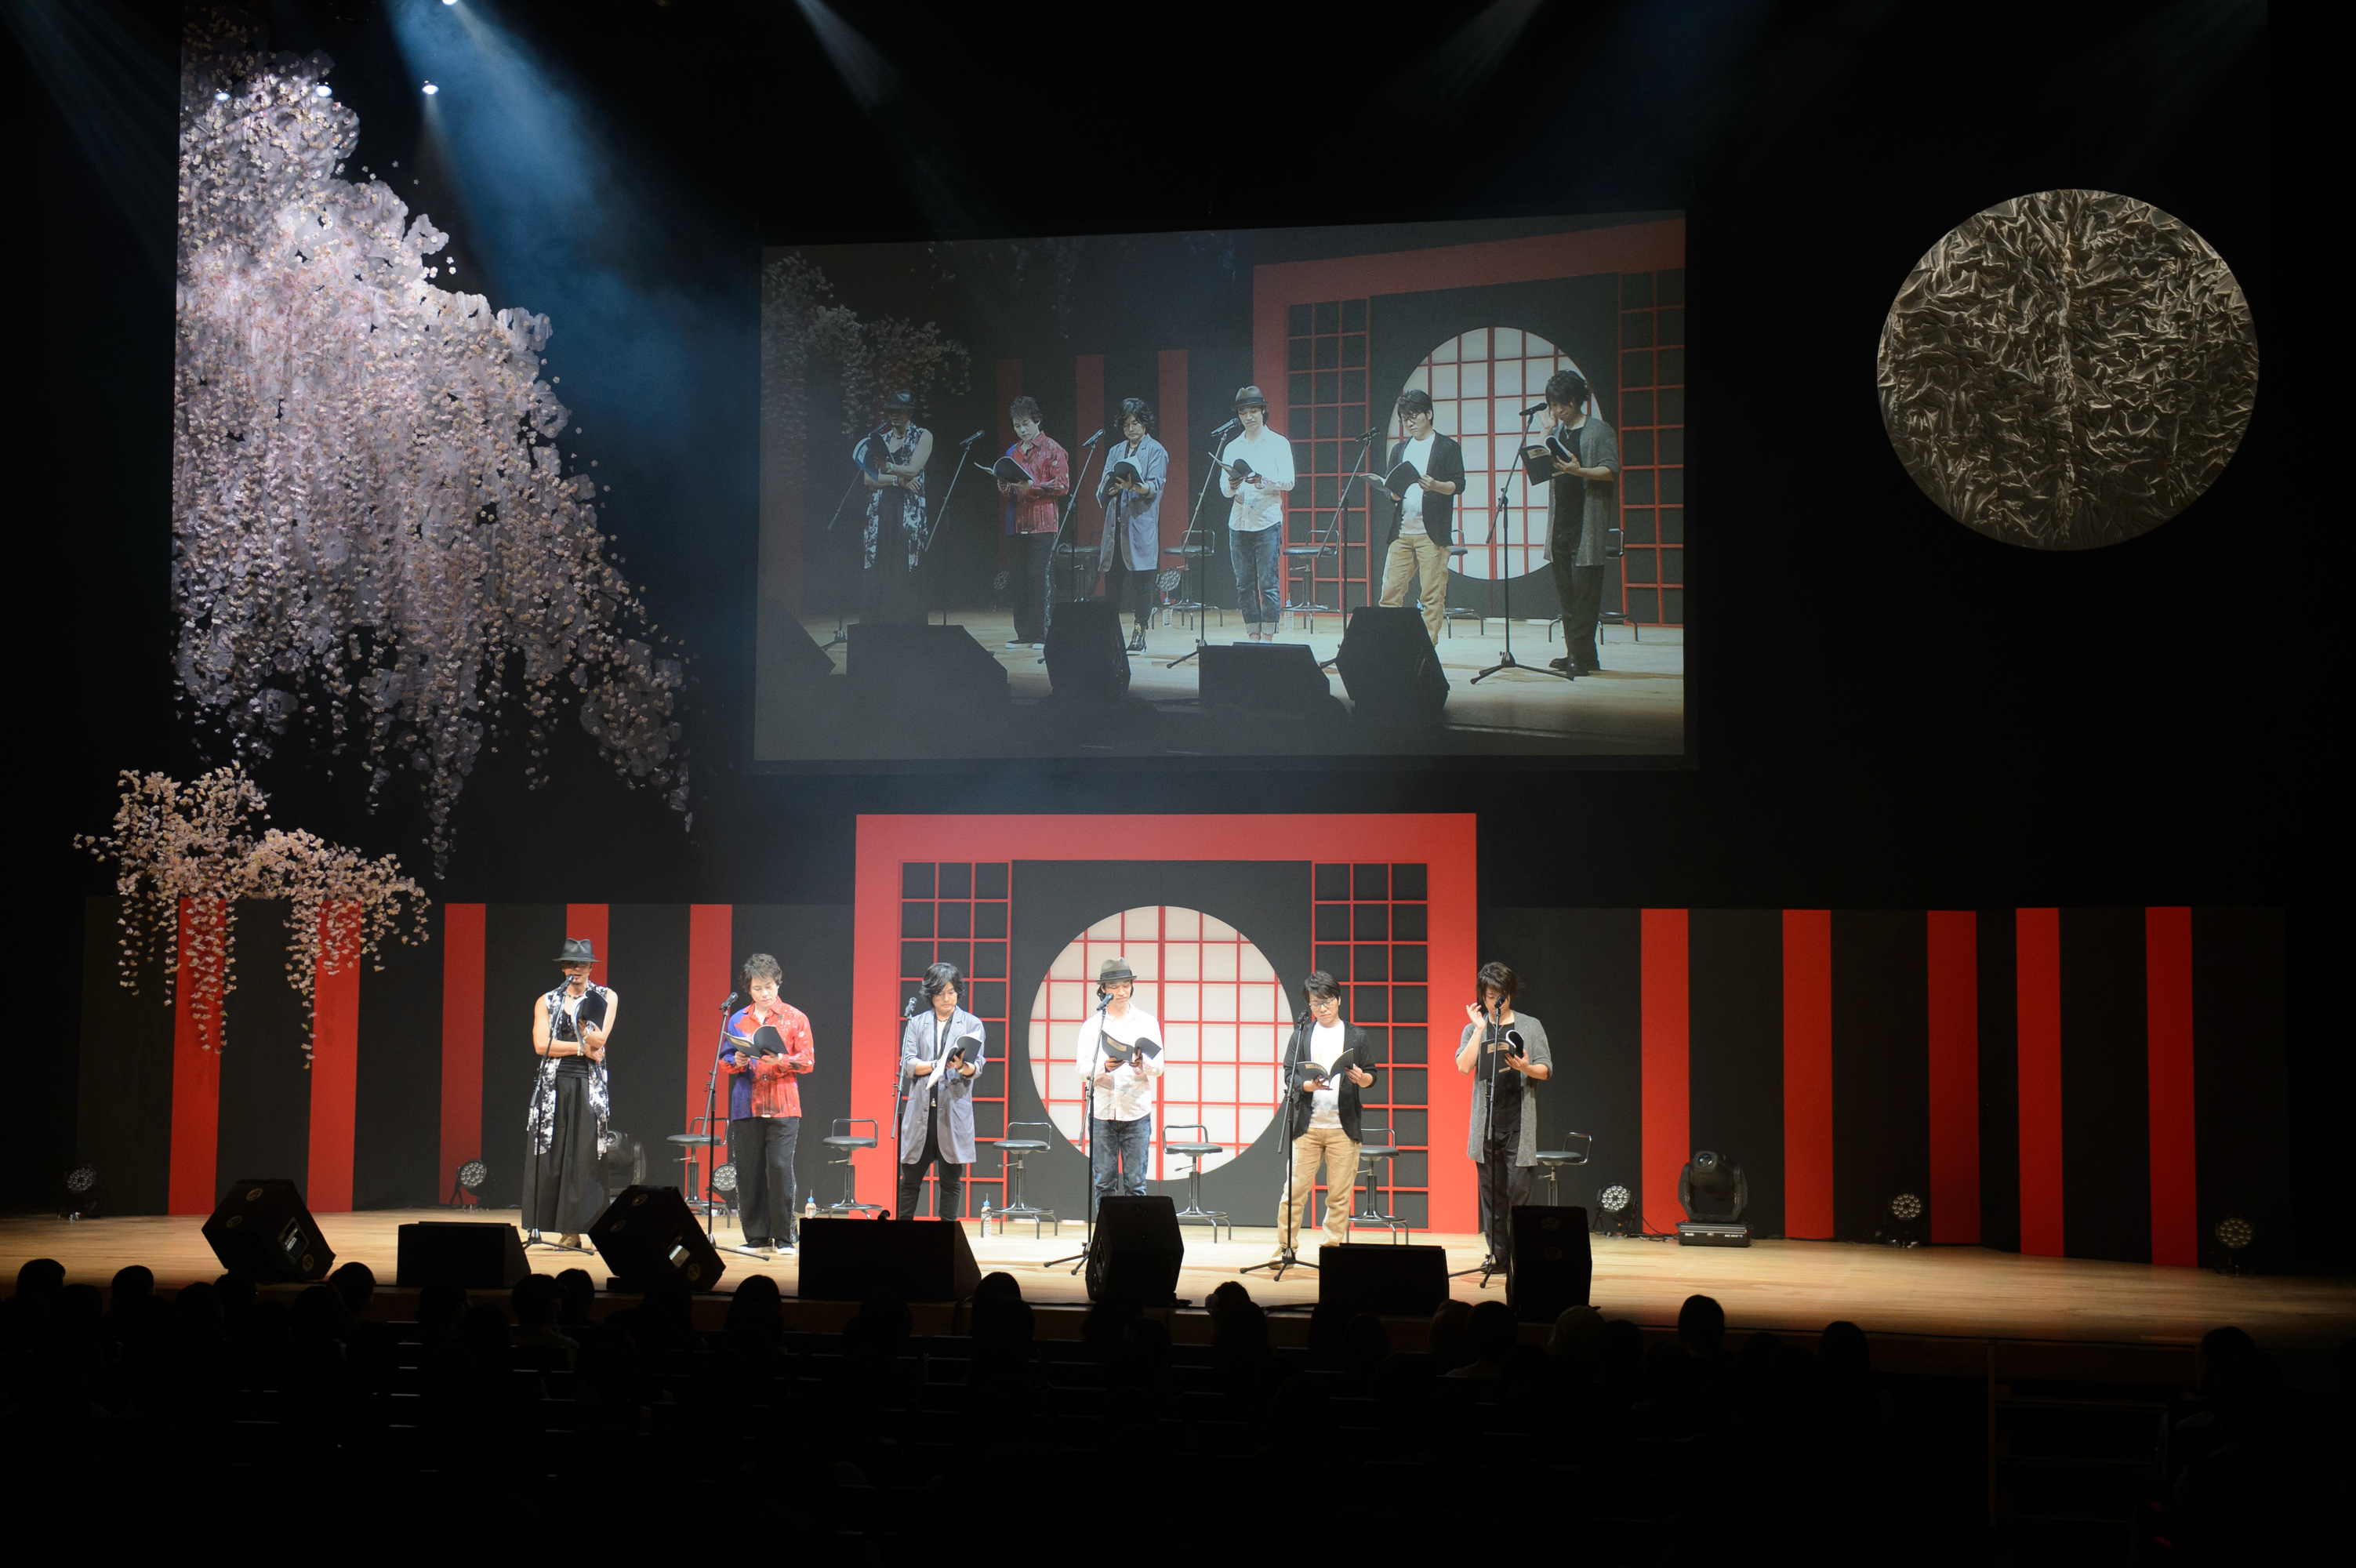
555, 937, 599, 966
1097, 955, 1136, 985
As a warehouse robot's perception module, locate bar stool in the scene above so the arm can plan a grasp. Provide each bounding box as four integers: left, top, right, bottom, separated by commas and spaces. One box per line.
1349, 1121, 1411, 1243
1443, 547, 1484, 637
1282, 544, 1330, 633
1162, 1122, 1229, 1243
819, 1117, 884, 1218
985, 1122, 1058, 1238
1534, 1132, 1595, 1207
1161, 545, 1219, 633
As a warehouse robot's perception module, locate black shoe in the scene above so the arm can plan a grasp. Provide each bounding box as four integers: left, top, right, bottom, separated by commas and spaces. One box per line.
1127, 627, 1148, 652
1548, 656, 1574, 673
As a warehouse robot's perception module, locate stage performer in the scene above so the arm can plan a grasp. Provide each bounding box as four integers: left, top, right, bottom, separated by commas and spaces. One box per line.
524, 938, 620, 1250
860, 389, 934, 625
1218, 386, 1295, 641
1378, 388, 1466, 645
1272, 971, 1379, 1262
1096, 397, 1169, 653
1075, 956, 1165, 1207
1539, 368, 1620, 677
720, 953, 817, 1254
1454, 960, 1552, 1269
1000, 395, 1070, 648
897, 962, 989, 1221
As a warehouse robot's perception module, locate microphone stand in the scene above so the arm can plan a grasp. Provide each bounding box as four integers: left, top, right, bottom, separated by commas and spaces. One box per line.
1306, 427, 1380, 667
917, 431, 988, 626
1045, 991, 1114, 1272
1164, 419, 1240, 670
1040, 429, 1106, 660
1468, 405, 1574, 685
891, 993, 920, 1218
1243, 1012, 1319, 1280
706, 992, 745, 1250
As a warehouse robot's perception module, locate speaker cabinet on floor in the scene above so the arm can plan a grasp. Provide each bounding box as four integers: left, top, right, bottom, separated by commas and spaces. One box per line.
201, 1178, 334, 1282
1507, 1205, 1592, 1321
1043, 600, 1131, 702
588, 1185, 728, 1291
396, 1221, 529, 1289
1334, 604, 1449, 722
1197, 642, 1334, 714
847, 622, 1007, 711
798, 1218, 982, 1302
1316, 1243, 1450, 1317
1086, 1196, 1183, 1305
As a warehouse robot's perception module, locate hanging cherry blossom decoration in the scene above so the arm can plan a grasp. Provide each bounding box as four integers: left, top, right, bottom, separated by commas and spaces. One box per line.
79, 765, 430, 1062
173, 24, 686, 869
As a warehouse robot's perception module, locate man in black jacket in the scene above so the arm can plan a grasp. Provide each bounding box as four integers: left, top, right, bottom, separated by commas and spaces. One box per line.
1272, 971, 1381, 1262
1377, 389, 1466, 645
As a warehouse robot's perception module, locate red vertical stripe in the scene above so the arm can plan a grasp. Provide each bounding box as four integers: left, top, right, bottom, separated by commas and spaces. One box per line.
565, 905, 608, 984
2016, 908, 2065, 1257
1158, 350, 1188, 560
168, 898, 224, 1215
305, 901, 361, 1213
2145, 906, 2198, 1267
686, 906, 735, 1189
1640, 909, 1690, 1237
1074, 354, 1105, 552
437, 904, 486, 1192
1781, 909, 1834, 1239
1926, 910, 1980, 1243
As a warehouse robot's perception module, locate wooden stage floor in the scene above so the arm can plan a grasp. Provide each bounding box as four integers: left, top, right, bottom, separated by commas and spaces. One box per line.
9, 1209, 2350, 1356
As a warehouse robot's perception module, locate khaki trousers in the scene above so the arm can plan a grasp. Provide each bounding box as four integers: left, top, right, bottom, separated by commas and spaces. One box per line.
1279, 1125, 1361, 1250
1380, 532, 1450, 644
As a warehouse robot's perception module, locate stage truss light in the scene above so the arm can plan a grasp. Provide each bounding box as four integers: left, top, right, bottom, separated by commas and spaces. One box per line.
62, 1166, 100, 1221
2215, 1216, 2254, 1276
422, 81, 439, 96
314, 85, 332, 98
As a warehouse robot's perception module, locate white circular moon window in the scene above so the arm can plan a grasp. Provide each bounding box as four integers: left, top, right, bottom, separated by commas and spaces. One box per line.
1027, 906, 1291, 1179
1397, 327, 1592, 581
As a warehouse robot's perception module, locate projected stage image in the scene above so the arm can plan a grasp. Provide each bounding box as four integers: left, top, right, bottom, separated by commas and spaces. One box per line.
755, 215, 1685, 764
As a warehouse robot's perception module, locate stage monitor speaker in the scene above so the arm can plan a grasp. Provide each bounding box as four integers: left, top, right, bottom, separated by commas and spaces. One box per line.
1085, 1196, 1183, 1305
396, 1221, 529, 1289
1316, 1243, 1449, 1317
798, 1218, 982, 1302
587, 1185, 728, 1292
1198, 641, 1333, 714
201, 1178, 334, 1282
846, 622, 1007, 711
1043, 599, 1131, 703
770, 611, 837, 687
1334, 605, 1448, 723
1507, 1205, 1592, 1321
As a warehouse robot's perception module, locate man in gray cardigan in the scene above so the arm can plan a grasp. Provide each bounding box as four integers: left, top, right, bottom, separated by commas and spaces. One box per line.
1541, 368, 1620, 677
898, 962, 988, 1220
1454, 960, 1552, 1269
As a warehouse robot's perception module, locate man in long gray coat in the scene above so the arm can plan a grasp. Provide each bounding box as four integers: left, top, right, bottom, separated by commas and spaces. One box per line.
1097, 396, 1169, 652
898, 962, 989, 1220
1541, 367, 1620, 677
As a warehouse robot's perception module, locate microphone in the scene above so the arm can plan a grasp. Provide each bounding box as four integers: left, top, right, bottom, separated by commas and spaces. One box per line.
1353, 426, 1381, 443
1520, 401, 1548, 418
1081, 428, 1105, 445
1212, 417, 1241, 436
960, 430, 986, 445
903, 994, 921, 1018
718, 989, 740, 1015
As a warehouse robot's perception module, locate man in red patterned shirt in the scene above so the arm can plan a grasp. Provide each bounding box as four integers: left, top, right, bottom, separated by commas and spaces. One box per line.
1000, 395, 1069, 648
721, 953, 816, 1254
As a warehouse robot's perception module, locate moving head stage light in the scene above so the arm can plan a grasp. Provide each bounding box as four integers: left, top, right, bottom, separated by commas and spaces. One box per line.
1675, 1150, 1750, 1247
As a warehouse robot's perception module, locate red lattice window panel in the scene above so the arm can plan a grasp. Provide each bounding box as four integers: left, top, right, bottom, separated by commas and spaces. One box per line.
1286, 299, 1374, 614
1615, 269, 1686, 626
898, 861, 1011, 1218
1312, 862, 1432, 1230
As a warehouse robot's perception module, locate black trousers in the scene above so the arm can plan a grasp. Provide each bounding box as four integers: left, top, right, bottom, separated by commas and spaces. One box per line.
521, 1071, 604, 1234
1012, 533, 1055, 642
729, 1114, 800, 1245
1476, 1138, 1531, 1263
1557, 562, 1606, 671
896, 1114, 966, 1220
1104, 554, 1156, 631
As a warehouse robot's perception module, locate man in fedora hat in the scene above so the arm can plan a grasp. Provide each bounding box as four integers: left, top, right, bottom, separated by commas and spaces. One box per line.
1074, 955, 1165, 1207
1218, 386, 1295, 641
525, 938, 621, 1249
859, 388, 934, 624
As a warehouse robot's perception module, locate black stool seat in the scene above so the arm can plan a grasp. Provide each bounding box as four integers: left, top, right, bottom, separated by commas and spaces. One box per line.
1282, 545, 1331, 556
998, 1138, 1049, 1153
1533, 1134, 1594, 1207
823, 1134, 877, 1151
1359, 1143, 1399, 1160
1166, 1142, 1221, 1156
1536, 1149, 1588, 1164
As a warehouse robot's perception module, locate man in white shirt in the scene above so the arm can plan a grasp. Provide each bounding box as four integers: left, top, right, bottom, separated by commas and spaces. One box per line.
1217, 386, 1296, 641
1274, 971, 1378, 1262
1378, 389, 1467, 646
1074, 956, 1166, 1206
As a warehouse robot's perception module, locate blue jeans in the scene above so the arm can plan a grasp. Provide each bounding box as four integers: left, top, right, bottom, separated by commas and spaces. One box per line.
1091, 1114, 1151, 1204
1229, 525, 1283, 628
